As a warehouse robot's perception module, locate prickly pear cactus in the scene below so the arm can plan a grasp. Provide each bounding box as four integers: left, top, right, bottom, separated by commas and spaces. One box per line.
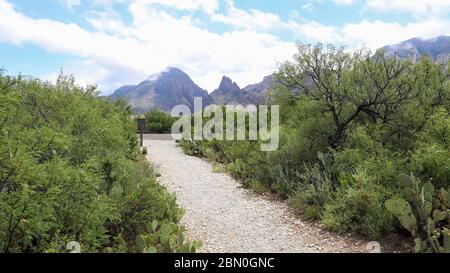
443, 230, 450, 253
135, 220, 203, 253
385, 199, 417, 236
385, 174, 449, 253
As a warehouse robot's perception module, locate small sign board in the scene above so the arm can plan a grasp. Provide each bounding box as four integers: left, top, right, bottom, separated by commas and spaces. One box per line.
137, 118, 146, 132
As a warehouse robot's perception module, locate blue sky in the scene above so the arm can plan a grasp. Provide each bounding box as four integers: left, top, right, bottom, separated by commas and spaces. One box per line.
0, 0, 449, 94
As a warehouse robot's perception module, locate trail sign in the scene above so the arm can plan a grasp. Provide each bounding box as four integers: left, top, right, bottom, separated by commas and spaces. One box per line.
137, 118, 145, 147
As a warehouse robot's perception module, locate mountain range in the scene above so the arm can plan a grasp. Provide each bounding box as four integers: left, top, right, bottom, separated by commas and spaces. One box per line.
111, 35, 450, 113
381, 35, 450, 63
209, 75, 274, 106
110, 67, 275, 113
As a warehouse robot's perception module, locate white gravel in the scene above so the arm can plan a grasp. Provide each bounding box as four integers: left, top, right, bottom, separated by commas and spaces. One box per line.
145, 139, 369, 253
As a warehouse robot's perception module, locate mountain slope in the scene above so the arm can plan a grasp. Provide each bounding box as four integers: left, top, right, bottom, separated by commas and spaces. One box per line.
241, 75, 275, 105
381, 35, 450, 63
110, 67, 210, 113
209, 76, 244, 105
209, 75, 275, 105
110, 85, 136, 98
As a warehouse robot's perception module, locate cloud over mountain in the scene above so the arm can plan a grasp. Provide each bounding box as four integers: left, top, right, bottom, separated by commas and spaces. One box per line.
0, 0, 449, 94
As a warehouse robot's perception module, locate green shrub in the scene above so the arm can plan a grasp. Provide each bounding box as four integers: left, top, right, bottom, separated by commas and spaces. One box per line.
248, 180, 266, 194
143, 109, 177, 134
0, 73, 196, 253
410, 108, 450, 187
412, 144, 450, 187
180, 139, 203, 156
288, 164, 334, 220
322, 169, 394, 239
212, 162, 225, 173
177, 44, 450, 252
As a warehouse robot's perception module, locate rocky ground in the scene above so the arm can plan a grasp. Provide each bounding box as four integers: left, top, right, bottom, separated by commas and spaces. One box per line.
145, 138, 406, 253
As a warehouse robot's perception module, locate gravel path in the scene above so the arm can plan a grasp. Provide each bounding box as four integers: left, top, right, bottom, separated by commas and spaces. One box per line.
145, 139, 371, 253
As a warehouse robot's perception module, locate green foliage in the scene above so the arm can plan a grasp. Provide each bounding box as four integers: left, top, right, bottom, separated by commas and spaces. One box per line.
143, 109, 177, 134
411, 108, 450, 187
322, 169, 394, 239
180, 139, 202, 156
178, 43, 450, 250
385, 174, 450, 253
135, 220, 202, 253
288, 158, 334, 220
248, 180, 267, 194
211, 162, 225, 174
0, 73, 197, 253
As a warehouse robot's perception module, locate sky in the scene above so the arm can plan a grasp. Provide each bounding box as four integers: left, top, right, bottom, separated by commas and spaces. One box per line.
0, 0, 449, 95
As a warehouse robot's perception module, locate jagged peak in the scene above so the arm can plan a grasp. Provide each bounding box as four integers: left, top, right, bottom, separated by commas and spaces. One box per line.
218, 76, 240, 92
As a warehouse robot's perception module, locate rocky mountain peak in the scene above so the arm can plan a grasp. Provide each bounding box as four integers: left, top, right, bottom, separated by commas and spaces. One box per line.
110, 67, 209, 113
218, 76, 241, 93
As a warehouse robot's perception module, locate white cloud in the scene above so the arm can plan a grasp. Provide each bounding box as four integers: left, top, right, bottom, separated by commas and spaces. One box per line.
136, 0, 219, 14
365, 0, 450, 16
301, 4, 315, 12
210, 1, 283, 31
0, 0, 449, 95
289, 21, 339, 44
60, 0, 123, 9
65, 0, 81, 9
209, 1, 449, 52
332, 0, 354, 5
294, 18, 450, 51
339, 18, 450, 50
0, 0, 295, 93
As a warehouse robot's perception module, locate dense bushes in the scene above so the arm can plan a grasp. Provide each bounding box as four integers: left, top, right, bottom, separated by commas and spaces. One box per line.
0, 73, 199, 253
141, 109, 177, 134
322, 169, 394, 239
180, 44, 450, 251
